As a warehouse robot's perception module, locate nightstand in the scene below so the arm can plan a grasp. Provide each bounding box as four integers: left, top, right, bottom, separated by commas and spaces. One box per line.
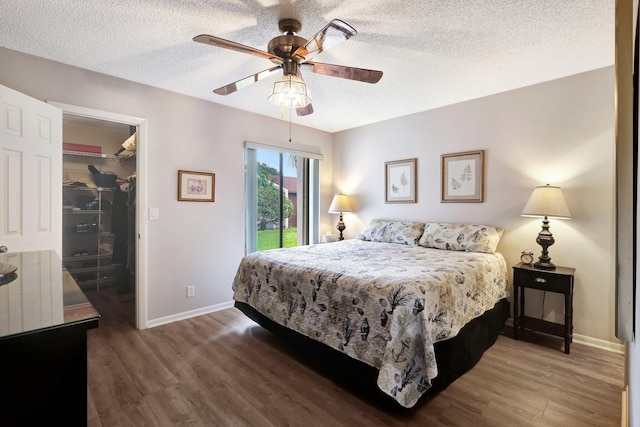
512, 262, 576, 354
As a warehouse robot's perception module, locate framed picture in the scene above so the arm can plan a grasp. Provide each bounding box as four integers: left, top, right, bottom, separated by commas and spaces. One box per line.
441, 150, 484, 203
385, 158, 417, 203
178, 170, 215, 202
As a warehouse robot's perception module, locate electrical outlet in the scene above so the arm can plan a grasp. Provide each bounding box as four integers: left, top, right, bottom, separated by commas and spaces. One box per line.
187, 285, 195, 298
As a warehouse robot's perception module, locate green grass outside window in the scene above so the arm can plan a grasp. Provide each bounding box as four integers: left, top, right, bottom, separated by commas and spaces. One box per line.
257, 228, 298, 251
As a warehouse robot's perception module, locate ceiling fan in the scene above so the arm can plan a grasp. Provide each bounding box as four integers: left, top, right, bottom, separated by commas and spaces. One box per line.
193, 18, 383, 116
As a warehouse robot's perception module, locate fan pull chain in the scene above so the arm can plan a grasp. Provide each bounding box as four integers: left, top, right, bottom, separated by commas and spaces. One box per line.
289, 108, 292, 143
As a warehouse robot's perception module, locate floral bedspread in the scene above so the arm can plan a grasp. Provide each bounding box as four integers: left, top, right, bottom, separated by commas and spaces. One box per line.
232, 239, 508, 408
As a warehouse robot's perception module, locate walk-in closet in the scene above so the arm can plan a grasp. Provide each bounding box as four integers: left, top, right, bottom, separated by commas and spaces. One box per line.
62, 115, 137, 321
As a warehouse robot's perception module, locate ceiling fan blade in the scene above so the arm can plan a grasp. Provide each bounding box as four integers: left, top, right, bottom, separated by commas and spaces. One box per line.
292, 19, 357, 61
213, 66, 282, 95
296, 103, 314, 116
293, 69, 313, 116
194, 34, 283, 64
301, 62, 383, 84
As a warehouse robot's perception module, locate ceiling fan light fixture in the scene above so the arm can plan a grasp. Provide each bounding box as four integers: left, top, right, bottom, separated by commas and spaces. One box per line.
268, 74, 312, 108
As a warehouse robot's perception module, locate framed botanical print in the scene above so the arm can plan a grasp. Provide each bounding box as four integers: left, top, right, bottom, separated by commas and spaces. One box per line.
178, 170, 215, 202
385, 158, 417, 203
441, 150, 484, 203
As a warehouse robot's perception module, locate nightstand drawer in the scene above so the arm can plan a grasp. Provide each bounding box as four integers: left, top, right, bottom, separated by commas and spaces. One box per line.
513, 268, 567, 290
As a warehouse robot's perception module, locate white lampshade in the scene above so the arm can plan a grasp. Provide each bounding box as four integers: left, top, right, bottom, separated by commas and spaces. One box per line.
268, 74, 312, 108
521, 184, 572, 219
328, 194, 352, 214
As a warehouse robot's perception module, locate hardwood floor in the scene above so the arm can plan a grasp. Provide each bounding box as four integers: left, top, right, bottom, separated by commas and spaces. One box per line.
86, 288, 624, 426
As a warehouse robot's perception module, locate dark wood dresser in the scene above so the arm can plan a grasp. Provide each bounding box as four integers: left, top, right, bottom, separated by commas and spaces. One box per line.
0, 250, 100, 426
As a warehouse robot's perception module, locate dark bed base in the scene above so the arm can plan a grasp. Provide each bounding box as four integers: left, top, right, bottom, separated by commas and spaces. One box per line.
235, 298, 509, 408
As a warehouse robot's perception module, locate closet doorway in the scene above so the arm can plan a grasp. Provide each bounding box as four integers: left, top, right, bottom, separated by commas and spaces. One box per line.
52, 102, 148, 329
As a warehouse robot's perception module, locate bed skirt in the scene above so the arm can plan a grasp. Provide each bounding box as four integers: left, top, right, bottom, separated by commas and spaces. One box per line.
234, 297, 509, 407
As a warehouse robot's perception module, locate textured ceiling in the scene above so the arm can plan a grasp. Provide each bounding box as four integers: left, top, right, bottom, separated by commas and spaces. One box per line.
0, 1, 614, 133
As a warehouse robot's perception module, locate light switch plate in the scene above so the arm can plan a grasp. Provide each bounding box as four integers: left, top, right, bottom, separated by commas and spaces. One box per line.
149, 207, 159, 221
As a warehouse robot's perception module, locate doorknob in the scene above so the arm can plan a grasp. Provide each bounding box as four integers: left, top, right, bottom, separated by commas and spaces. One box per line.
0, 246, 7, 253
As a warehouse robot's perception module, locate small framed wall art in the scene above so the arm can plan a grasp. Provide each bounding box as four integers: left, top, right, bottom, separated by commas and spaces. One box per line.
385, 158, 417, 203
178, 170, 215, 202
441, 150, 484, 203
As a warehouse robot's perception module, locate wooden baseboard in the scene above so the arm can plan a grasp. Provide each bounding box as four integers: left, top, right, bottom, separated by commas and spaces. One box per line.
505, 318, 625, 353
146, 300, 234, 328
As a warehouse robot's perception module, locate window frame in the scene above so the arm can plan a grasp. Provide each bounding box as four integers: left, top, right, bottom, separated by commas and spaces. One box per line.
244, 141, 322, 254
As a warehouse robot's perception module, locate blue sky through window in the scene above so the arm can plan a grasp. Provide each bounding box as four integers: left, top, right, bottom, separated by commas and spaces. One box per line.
257, 150, 297, 177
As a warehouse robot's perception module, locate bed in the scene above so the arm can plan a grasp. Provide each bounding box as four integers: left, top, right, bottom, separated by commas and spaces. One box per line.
232, 220, 508, 408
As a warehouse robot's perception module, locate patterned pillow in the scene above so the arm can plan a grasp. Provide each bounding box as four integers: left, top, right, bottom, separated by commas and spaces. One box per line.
418, 222, 504, 253
358, 219, 425, 246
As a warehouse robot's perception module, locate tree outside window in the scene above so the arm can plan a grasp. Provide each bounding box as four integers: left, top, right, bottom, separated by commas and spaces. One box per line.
257, 162, 293, 230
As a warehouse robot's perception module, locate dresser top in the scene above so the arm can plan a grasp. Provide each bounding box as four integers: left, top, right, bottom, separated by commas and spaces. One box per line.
0, 250, 99, 340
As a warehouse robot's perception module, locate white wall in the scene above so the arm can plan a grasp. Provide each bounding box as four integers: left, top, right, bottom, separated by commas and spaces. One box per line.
0, 47, 334, 322
333, 67, 619, 346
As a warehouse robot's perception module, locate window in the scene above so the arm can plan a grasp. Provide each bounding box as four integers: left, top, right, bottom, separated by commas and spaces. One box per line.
245, 142, 321, 253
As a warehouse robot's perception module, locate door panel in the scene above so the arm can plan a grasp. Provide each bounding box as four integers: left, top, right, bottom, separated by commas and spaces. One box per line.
0, 84, 62, 255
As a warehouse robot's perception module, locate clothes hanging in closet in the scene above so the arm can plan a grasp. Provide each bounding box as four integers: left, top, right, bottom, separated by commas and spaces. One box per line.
111, 185, 129, 265
127, 176, 136, 276
111, 176, 136, 293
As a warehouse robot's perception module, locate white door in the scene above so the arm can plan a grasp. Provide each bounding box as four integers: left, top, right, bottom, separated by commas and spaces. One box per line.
0, 84, 62, 255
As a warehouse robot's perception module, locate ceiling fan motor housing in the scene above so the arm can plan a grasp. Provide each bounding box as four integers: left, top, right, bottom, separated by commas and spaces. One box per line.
268, 34, 306, 74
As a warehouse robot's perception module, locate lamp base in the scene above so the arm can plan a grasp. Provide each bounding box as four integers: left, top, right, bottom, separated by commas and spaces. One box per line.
534, 260, 556, 270
534, 216, 556, 270
336, 213, 345, 241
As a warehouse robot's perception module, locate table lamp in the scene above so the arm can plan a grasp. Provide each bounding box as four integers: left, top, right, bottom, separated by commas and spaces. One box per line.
521, 184, 571, 270
328, 194, 352, 241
